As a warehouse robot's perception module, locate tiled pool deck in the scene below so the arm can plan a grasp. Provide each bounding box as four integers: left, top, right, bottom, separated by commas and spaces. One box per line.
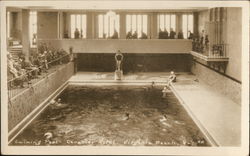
69, 72, 241, 146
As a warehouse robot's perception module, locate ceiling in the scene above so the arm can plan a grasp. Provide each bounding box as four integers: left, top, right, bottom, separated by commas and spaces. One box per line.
3, 1, 215, 11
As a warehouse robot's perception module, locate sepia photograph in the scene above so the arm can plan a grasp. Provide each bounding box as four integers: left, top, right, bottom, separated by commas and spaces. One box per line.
0, 0, 249, 155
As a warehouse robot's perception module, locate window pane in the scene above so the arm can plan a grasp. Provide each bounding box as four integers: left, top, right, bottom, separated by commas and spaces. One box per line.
170, 14, 176, 31
98, 13, 119, 38
70, 14, 86, 39
29, 11, 37, 46
115, 15, 120, 37
126, 15, 131, 33
70, 14, 75, 38
159, 14, 164, 31
182, 14, 188, 38
137, 15, 142, 38
126, 14, 148, 39
142, 15, 147, 34
98, 15, 103, 38
104, 15, 108, 37
132, 15, 136, 33
81, 15, 86, 38
109, 16, 114, 37
188, 14, 193, 33
76, 15, 81, 30
165, 15, 170, 32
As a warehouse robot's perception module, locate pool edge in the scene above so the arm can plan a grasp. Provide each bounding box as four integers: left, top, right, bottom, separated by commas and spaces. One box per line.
169, 84, 219, 147
8, 81, 69, 144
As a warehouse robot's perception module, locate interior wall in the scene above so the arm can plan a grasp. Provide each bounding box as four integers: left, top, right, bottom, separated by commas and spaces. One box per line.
38, 39, 192, 54
197, 10, 209, 35
77, 53, 192, 73
225, 8, 242, 81
195, 7, 242, 82
10, 11, 22, 40
37, 12, 58, 39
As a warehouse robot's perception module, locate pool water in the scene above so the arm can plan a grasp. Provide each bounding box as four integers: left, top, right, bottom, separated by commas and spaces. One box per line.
11, 85, 209, 146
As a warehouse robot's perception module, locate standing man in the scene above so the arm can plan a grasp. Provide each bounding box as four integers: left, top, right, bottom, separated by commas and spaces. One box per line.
115, 50, 124, 71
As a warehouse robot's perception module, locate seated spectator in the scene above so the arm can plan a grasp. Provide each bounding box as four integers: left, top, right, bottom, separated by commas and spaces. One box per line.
7, 53, 28, 88
20, 57, 39, 79
126, 30, 133, 39
169, 28, 176, 39
162, 28, 169, 39
111, 29, 119, 39
177, 30, 184, 39
158, 29, 164, 39
167, 71, 176, 86
188, 30, 193, 39
74, 28, 80, 39
140, 31, 148, 39
38, 51, 48, 71
132, 31, 138, 39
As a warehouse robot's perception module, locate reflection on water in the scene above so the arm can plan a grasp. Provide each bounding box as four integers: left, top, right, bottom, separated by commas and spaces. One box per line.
11, 85, 209, 146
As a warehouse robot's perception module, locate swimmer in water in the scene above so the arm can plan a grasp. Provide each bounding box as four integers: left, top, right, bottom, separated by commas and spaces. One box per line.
162, 86, 169, 98
151, 81, 155, 88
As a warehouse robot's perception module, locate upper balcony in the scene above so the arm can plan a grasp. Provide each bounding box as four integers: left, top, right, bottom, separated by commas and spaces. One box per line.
190, 40, 229, 73
37, 39, 192, 54
190, 40, 229, 62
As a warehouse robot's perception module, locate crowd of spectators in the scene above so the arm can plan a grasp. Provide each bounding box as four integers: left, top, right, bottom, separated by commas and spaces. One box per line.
7, 42, 71, 89
192, 30, 209, 53
158, 28, 191, 39
126, 30, 148, 39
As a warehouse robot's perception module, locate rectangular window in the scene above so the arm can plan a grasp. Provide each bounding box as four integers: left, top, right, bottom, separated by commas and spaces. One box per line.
182, 14, 193, 39
29, 11, 37, 47
70, 14, 86, 39
98, 14, 119, 39
126, 14, 148, 39
157, 14, 176, 33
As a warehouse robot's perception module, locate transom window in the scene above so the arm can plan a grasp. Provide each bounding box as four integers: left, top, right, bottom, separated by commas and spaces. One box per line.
182, 14, 194, 39
98, 13, 120, 39
157, 14, 176, 32
126, 14, 148, 39
70, 14, 87, 39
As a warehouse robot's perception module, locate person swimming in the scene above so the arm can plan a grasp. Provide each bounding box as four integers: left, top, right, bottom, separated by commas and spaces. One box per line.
162, 86, 169, 98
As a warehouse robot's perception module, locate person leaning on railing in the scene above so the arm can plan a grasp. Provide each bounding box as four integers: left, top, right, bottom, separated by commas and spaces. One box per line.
20, 57, 39, 79
7, 53, 28, 88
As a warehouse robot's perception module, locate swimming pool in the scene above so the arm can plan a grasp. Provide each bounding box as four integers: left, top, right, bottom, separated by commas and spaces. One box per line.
10, 85, 209, 146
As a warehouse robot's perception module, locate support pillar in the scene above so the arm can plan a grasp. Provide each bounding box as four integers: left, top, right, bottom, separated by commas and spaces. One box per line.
193, 12, 199, 37
21, 9, 30, 60
151, 12, 158, 39
86, 12, 94, 39
58, 11, 64, 39
119, 12, 126, 39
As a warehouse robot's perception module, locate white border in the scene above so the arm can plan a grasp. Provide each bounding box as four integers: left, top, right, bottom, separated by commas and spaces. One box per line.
1, 1, 249, 155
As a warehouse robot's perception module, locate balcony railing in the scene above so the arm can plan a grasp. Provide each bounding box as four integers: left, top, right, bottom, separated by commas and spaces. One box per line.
191, 38, 228, 62
7, 54, 71, 100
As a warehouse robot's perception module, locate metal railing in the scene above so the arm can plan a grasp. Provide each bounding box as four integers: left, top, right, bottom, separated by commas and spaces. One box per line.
7, 54, 71, 100
192, 40, 227, 58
